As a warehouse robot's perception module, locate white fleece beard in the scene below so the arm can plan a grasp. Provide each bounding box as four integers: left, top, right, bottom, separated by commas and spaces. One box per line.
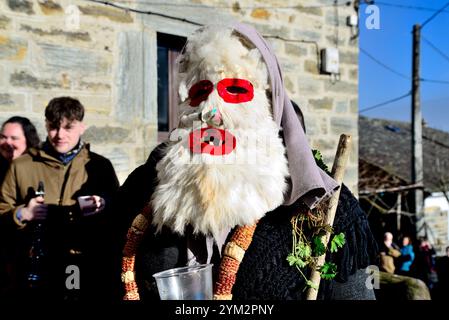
151, 120, 289, 239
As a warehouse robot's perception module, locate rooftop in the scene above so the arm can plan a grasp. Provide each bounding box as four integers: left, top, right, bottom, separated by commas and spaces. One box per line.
359, 116, 449, 193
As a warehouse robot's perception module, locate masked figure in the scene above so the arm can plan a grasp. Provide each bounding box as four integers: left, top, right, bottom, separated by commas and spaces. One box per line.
115, 23, 378, 301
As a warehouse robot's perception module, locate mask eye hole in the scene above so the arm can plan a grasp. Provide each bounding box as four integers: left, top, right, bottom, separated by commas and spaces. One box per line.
226, 86, 248, 94
217, 78, 254, 104
188, 80, 213, 107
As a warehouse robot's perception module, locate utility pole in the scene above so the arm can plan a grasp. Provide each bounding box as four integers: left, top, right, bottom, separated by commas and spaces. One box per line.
412, 24, 424, 237
396, 193, 402, 234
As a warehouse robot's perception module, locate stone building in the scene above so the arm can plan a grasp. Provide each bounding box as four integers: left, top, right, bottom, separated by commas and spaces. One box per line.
359, 116, 449, 254
0, 0, 360, 188
424, 194, 448, 256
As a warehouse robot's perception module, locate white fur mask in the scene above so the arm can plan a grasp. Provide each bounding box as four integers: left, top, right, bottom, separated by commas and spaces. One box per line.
151, 27, 289, 239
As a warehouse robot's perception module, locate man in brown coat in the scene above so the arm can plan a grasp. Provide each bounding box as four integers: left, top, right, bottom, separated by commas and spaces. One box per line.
0, 97, 119, 301
380, 232, 402, 274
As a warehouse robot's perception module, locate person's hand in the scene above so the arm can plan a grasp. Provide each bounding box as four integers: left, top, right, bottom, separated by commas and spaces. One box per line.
388, 247, 402, 258
78, 195, 106, 216
21, 196, 48, 221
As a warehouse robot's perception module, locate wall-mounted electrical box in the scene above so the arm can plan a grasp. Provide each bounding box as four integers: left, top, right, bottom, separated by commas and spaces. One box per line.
321, 47, 340, 74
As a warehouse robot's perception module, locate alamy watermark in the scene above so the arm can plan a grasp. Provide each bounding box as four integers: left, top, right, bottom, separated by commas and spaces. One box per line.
65, 264, 80, 290
365, 265, 380, 290
65, 5, 80, 31
364, 5, 380, 30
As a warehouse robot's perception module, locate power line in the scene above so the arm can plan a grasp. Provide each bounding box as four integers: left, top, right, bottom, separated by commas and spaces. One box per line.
421, 78, 449, 84
361, 48, 449, 85
85, 0, 203, 25
421, 1, 449, 29
359, 92, 411, 113
370, 1, 449, 13
83, 0, 341, 47
422, 36, 449, 64
109, 0, 352, 10
360, 47, 410, 79
84, 0, 349, 41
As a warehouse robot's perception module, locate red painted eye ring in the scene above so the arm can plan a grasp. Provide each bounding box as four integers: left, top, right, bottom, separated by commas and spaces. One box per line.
217, 78, 254, 104
188, 80, 214, 107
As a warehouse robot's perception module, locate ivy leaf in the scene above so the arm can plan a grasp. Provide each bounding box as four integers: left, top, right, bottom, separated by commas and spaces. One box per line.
296, 242, 312, 260
321, 273, 336, 280
287, 253, 307, 268
313, 237, 326, 256
319, 262, 337, 280
296, 259, 307, 268
312, 149, 330, 173
287, 253, 297, 266
330, 233, 346, 253
313, 149, 322, 160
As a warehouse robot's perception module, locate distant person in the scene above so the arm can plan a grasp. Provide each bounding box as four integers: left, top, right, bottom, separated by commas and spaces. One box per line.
399, 236, 415, 276
435, 246, 449, 299
415, 238, 437, 290
0, 116, 40, 183
379, 232, 401, 274
0, 116, 40, 295
0, 97, 119, 301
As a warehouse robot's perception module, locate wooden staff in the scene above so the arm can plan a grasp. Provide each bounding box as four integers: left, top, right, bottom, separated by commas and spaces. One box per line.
305, 134, 352, 300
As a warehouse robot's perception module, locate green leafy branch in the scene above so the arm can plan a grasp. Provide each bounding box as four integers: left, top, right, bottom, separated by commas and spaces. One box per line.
288, 213, 346, 288
286, 150, 346, 290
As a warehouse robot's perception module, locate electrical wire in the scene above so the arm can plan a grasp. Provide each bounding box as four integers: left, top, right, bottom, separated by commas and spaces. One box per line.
370, 1, 449, 13
421, 1, 449, 29
361, 48, 449, 85
359, 92, 411, 113
360, 47, 410, 79
108, 0, 353, 10
422, 36, 449, 64
421, 78, 449, 84
334, 0, 340, 48
86, 0, 203, 25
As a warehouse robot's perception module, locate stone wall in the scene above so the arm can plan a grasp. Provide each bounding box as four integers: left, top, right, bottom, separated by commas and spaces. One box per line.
0, 0, 155, 183
1, 0, 360, 191
424, 193, 449, 255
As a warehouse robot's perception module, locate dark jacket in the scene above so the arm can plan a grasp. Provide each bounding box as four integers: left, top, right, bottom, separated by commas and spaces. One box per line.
0, 155, 8, 186
0, 155, 11, 295
114, 143, 379, 300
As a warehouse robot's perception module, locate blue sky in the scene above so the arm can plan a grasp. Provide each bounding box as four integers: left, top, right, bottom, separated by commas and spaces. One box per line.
359, 0, 449, 132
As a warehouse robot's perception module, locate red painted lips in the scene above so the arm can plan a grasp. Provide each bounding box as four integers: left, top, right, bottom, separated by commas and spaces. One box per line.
188, 127, 236, 155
